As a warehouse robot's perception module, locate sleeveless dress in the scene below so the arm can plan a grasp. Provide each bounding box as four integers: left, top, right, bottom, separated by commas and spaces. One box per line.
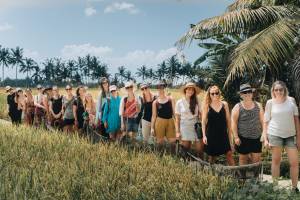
204, 104, 231, 156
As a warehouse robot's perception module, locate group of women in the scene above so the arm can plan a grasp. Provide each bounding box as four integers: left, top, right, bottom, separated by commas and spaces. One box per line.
5, 79, 300, 192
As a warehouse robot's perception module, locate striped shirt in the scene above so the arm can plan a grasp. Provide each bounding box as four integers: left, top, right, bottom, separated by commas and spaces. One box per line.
238, 102, 261, 139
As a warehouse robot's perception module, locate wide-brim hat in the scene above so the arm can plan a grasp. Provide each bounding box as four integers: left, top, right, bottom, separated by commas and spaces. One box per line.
5, 86, 12, 92
181, 82, 201, 95
125, 81, 134, 88
16, 87, 22, 92
140, 83, 149, 89
109, 85, 117, 92
239, 83, 255, 94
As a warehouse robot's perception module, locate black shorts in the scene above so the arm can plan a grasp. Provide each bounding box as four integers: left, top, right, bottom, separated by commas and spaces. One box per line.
63, 118, 75, 126
235, 135, 262, 155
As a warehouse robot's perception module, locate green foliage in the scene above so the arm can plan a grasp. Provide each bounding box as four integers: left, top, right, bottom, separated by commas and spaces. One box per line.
222, 180, 300, 200
0, 125, 235, 199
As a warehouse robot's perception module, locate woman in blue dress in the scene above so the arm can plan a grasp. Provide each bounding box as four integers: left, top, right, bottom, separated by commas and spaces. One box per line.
102, 85, 121, 141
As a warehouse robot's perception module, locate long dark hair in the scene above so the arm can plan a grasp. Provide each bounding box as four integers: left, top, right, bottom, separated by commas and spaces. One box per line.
185, 88, 198, 115
100, 77, 109, 98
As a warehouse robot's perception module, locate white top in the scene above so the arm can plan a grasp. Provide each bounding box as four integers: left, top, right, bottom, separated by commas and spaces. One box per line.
175, 98, 199, 121
264, 98, 299, 138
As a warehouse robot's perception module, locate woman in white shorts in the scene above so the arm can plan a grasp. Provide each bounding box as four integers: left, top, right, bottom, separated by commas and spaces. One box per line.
175, 82, 204, 158
263, 81, 300, 193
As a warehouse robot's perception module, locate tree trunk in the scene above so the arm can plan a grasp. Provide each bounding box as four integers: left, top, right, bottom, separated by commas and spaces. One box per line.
2, 64, 4, 86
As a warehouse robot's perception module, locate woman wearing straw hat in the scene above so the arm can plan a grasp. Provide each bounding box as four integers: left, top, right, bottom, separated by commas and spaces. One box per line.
102, 85, 122, 141
151, 80, 176, 148
175, 82, 204, 157
263, 81, 300, 193
231, 84, 264, 165
139, 83, 156, 143
119, 81, 141, 140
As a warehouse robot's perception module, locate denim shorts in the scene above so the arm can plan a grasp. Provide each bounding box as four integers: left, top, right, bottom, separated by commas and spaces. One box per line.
268, 134, 297, 148
123, 117, 138, 132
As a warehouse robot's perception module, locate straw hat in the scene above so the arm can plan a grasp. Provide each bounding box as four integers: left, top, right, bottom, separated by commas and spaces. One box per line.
109, 85, 117, 92
238, 83, 255, 94
5, 86, 12, 93
181, 82, 201, 95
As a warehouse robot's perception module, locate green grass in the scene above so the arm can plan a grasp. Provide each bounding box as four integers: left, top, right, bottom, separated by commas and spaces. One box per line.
0, 124, 235, 199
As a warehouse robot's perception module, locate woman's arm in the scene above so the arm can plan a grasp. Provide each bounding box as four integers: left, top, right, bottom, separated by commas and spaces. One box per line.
231, 104, 240, 145
73, 104, 78, 126
150, 100, 157, 136
202, 106, 208, 144
175, 114, 181, 138
224, 101, 233, 142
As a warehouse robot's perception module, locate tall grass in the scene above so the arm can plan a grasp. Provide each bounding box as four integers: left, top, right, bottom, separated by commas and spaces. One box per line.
0, 124, 234, 199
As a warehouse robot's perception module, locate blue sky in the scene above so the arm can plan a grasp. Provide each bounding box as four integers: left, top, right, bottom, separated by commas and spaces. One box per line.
0, 0, 233, 78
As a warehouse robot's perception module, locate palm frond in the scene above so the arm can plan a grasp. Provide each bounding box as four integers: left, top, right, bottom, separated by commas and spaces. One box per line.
176, 6, 294, 49
227, 0, 262, 12
225, 19, 297, 85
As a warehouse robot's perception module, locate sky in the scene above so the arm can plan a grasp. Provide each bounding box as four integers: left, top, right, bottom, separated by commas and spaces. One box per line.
0, 0, 234, 79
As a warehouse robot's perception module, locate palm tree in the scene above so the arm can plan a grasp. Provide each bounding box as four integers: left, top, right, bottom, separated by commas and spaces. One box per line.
66, 60, 77, 81
155, 61, 167, 81
177, 0, 300, 88
0, 47, 10, 85
117, 66, 126, 84
32, 65, 42, 85
136, 65, 148, 80
77, 56, 86, 82
166, 55, 180, 86
20, 58, 38, 87
42, 58, 56, 83
124, 70, 134, 81
10, 46, 24, 81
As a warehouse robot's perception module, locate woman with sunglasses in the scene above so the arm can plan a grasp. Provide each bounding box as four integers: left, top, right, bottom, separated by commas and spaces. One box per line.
62, 85, 76, 133
24, 88, 35, 126
202, 85, 235, 165
175, 82, 204, 157
73, 86, 86, 132
34, 85, 47, 127
139, 83, 156, 143
120, 81, 141, 140
83, 92, 96, 127
102, 85, 122, 141
151, 80, 176, 147
49, 86, 63, 129
95, 77, 110, 138
263, 81, 300, 192
231, 84, 264, 165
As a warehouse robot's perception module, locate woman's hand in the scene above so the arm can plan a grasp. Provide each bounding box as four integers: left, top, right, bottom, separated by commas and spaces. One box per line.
234, 136, 241, 146
202, 135, 207, 145
150, 128, 155, 137
296, 136, 300, 150
176, 131, 181, 139
104, 122, 108, 129
121, 123, 125, 131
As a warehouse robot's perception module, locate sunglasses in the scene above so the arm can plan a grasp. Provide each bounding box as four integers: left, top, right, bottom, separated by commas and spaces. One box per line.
111, 90, 116, 92
125, 86, 133, 89
241, 90, 253, 95
102, 82, 108, 85
274, 88, 284, 92
141, 87, 148, 91
66, 88, 72, 91
210, 92, 220, 96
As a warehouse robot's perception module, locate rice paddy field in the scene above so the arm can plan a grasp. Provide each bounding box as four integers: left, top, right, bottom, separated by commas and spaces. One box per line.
0, 88, 299, 199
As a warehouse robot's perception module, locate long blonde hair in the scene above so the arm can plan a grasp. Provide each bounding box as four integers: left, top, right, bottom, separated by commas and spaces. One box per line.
271, 81, 288, 99
203, 85, 221, 112
84, 93, 96, 113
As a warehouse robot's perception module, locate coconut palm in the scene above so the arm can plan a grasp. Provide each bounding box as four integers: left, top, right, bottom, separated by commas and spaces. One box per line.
10, 46, 24, 81
136, 65, 148, 80
177, 0, 300, 87
20, 58, 38, 87
155, 61, 168, 81
166, 55, 181, 85
0, 47, 10, 84
117, 66, 126, 84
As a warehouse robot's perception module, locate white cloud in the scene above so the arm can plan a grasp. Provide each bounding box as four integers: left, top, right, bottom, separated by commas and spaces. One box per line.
23, 49, 40, 61
0, 23, 13, 32
106, 47, 178, 68
85, 6, 97, 16
61, 43, 113, 60
104, 2, 140, 15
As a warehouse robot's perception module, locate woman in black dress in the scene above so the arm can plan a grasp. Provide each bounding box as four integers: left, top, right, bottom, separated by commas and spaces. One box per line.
73, 86, 86, 132
202, 85, 235, 165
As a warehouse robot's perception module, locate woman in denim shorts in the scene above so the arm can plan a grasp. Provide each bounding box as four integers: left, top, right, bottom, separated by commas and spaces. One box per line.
263, 81, 300, 192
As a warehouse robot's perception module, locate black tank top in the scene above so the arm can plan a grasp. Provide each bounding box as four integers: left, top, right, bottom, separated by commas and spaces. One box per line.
157, 98, 173, 119
142, 96, 156, 122
51, 96, 63, 115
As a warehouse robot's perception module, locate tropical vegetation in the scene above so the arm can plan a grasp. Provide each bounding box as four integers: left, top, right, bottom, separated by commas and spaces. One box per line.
177, 0, 300, 103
